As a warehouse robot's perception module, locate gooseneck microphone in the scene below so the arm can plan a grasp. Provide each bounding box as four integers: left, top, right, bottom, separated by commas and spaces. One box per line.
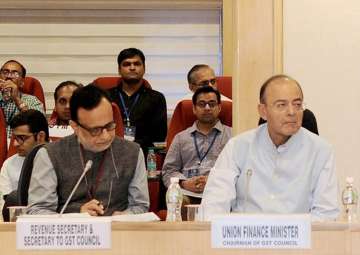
243, 169, 253, 213
59, 160, 93, 215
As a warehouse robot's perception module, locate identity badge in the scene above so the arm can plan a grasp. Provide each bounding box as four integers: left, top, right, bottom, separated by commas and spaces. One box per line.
124, 126, 136, 142
185, 168, 199, 178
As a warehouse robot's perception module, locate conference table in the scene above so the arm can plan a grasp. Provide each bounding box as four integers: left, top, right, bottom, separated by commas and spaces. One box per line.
0, 221, 359, 254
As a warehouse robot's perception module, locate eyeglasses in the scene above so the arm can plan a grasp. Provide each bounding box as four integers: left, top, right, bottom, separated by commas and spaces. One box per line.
266, 101, 306, 112
196, 100, 219, 109
13, 133, 37, 144
195, 78, 217, 87
77, 121, 116, 137
0, 69, 21, 78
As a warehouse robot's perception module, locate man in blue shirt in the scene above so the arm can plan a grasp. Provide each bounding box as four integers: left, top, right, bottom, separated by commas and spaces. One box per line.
202, 74, 339, 221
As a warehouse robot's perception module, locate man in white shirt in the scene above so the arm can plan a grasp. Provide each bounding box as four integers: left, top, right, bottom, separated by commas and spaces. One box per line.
0, 109, 49, 211
201, 74, 339, 221
181, 64, 232, 101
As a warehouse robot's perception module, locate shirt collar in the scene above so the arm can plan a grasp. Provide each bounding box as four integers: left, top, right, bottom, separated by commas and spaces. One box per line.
189, 120, 223, 135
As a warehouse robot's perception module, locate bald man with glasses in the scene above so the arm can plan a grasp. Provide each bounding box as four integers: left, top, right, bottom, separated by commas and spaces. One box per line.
180, 64, 232, 102
27, 85, 149, 216
201, 75, 339, 221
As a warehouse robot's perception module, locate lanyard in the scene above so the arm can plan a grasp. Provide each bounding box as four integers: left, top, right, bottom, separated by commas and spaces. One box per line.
192, 130, 219, 165
80, 145, 108, 199
118, 92, 140, 126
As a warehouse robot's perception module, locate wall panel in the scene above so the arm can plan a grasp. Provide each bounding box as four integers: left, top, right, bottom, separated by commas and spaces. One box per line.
0, 5, 221, 114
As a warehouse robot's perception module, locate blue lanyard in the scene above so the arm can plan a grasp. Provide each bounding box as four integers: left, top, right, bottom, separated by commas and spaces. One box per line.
192, 130, 219, 165
118, 92, 140, 126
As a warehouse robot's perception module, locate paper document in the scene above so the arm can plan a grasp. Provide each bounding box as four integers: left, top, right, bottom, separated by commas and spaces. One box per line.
49, 125, 74, 138
181, 188, 203, 198
111, 212, 160, 222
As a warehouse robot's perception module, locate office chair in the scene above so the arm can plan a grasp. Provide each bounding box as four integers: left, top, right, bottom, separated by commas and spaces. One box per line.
93, 77, 152, 90
216, 76, 232, 99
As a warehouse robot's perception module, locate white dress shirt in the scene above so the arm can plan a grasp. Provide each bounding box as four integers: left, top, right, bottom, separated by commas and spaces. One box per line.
0, 154, 25, 212
201, 124, 339, 221
0, 154, 25, 195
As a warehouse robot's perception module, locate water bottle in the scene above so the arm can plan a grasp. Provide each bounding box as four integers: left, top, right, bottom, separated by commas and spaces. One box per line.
342, 177, 358, 222
166, 177, 183, 222
147, 148, 157, 178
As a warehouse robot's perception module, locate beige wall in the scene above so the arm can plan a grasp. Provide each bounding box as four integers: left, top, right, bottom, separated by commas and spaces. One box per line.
283, 0, 360, 189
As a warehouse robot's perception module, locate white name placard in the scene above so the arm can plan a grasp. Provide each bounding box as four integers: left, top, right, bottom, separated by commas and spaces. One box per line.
49, 125, 74, 140
16, 217, 111, 250
211, 214, 311, 249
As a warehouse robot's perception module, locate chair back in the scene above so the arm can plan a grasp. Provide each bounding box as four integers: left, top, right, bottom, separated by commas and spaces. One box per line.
93, 77, 152, 90
22, 76, 46, 111
166, 100, 232, 148
6, 136, 16, 158
0, 109, 7, 169
216, 76, 232, 99
112, 103, 124, 137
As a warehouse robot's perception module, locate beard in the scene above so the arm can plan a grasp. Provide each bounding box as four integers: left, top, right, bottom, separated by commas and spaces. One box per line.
122, 77, 142, 85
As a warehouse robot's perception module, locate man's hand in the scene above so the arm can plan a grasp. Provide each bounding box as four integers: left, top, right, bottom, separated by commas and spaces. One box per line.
181, 175, 208, 193
80, 199, 104, 216
0, 79, 20, 102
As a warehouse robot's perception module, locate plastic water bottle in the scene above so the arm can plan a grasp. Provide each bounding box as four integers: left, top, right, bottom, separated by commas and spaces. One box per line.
342, 177, 358, 222
166, 177, 183, 222
147, 148, 157, 178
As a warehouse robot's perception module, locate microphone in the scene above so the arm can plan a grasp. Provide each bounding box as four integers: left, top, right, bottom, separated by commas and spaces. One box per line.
243, 169, 253, 213
59, 160, 93, 215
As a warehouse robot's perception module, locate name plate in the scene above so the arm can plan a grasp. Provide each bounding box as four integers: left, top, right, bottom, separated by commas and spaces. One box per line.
211, 214, 311, 249
16, 217, 111, 250
49, 125, 74, 140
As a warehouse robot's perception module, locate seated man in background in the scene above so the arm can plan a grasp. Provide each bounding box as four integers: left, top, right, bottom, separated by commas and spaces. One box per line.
162, 86, 231, 205
0, 60, 44, 137
107, 48, 167, 155
182, 64, 231, 101
0, 110, 49, 213
201, 74, 339, 221
48, 80, 83, 126
27, 85, 149, 216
